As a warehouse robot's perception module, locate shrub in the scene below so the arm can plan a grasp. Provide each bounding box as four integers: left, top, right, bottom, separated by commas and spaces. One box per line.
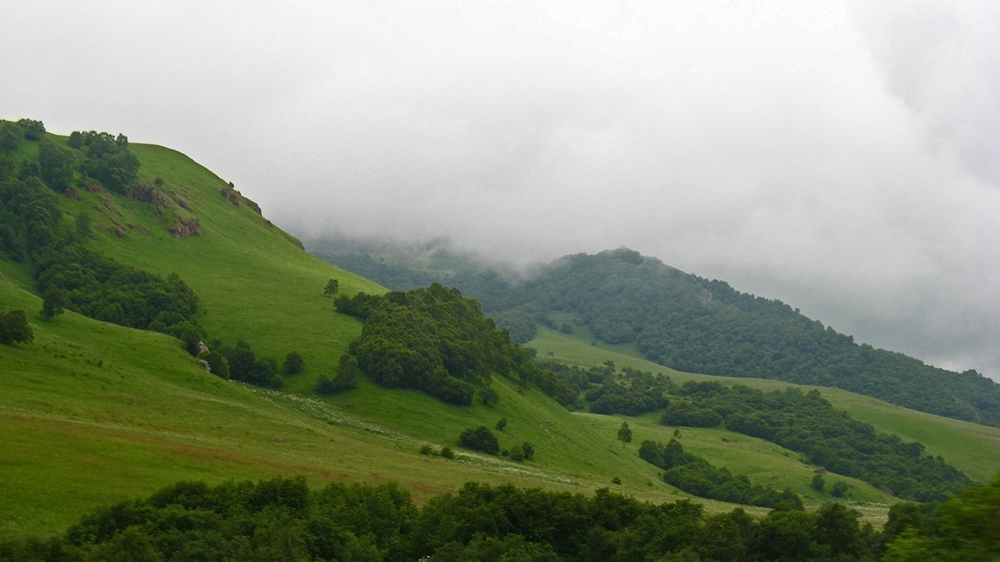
440, 447, 455, 459
832, 481, 849, 498
282, 351, 305, 374
459, 426, 500, 455
496, 417, 508, 431
0, 310, 33, 344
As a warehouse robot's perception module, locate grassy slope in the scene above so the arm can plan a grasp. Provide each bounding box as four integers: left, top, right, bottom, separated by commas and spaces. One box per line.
529, 326, 1000, 484
0, 139, 690, 537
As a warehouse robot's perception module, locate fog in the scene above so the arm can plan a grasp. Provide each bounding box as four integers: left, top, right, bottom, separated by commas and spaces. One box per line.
3, 1, 998, 378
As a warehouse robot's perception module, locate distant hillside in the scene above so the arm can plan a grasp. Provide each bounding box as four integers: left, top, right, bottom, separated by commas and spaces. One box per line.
318, 247, 1000, 428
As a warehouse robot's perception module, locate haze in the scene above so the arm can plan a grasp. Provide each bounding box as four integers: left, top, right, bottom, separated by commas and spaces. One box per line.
3, 1, 998, 379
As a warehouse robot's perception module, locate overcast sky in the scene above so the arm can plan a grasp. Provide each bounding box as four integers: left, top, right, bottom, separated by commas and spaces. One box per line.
3, 1, 998, 379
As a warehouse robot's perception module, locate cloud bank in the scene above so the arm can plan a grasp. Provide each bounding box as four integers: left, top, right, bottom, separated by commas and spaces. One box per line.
3, 0, 998, 377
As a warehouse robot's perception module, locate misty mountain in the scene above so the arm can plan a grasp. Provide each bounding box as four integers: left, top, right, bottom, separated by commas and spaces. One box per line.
318, 247, 1000, 428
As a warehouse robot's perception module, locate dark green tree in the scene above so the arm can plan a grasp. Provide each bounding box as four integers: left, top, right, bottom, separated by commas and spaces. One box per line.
832, 481, 849, 498
16, 119, 45, 141
0, 310, 33, 344
37, 141, 72, 191
324, 278, 339, 296
40, 286, 65, 320
459, 426, 500, 455
617, 421, 633, 448
811, 473, 826, 492
282, 351, 305, 374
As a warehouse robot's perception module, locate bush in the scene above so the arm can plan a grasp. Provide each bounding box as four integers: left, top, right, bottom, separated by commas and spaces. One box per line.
282, 351, 305, 374
832, 481, 849, 498
200, 351, 230, 380
459, 426, 500, 455
419, 445, 434, 455
811, 474, 825, 492
496, 417, 508, 431
0, 310, 33, 344
440, 447, 455, 459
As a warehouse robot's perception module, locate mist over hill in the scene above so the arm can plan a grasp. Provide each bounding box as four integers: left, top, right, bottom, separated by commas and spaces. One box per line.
314, 243, 1000, 428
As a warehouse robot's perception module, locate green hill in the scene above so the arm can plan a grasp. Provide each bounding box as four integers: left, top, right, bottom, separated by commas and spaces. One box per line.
3, 120, 999, 540
318, 248, 1000, 428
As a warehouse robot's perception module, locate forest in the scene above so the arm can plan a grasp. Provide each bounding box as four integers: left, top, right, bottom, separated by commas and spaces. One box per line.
335, 284, 558, 405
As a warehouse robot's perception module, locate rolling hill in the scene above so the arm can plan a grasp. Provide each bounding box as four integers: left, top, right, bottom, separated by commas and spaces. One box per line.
3, 119, 1000, 542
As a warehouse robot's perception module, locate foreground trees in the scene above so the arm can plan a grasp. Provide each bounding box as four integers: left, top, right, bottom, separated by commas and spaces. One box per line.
0, 477, 892, 562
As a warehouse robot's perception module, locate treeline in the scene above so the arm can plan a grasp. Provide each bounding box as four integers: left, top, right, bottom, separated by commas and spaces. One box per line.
322, 247, 1000, 428
0, 477, 892, 562
336, 284, 561, 405
639, 439, 804, 510
667, 382, 971, 502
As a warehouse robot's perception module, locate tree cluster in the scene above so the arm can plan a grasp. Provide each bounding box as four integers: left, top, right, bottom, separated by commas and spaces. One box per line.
336, 283, 547, 406
639, 439, 804, 510
215, 340, 282, 388
669, 382, 971, 502
0, 477, 890, 562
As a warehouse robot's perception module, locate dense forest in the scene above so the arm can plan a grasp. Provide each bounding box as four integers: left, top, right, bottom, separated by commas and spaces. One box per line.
320, 248, 1000, 428
335, 284, 561, 405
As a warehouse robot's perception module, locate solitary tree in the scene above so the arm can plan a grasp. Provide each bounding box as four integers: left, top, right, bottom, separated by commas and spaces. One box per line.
324, 279, 339, 297
618, 421, 633, 449
40, 286, 65, 320
811, 473, 826, 492
282, 351, 305, 374
0, 310, 33, 344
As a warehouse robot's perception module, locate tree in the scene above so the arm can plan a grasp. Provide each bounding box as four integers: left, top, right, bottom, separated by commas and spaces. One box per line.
459, 426, 500, 455
831, 481, 849, 498
16, 119, 45, 141
76, 211, 93, 239
496, 417, 508, 431
811, 473, 826, 492
617, 421, 633, 448
0, 310, 33, 344
282, 351, 305, 374
324, 278, 339, 296
40, 286, 65, 320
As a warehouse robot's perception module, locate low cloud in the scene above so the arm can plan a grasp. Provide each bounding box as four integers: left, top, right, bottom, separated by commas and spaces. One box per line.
4, 1, 998, 377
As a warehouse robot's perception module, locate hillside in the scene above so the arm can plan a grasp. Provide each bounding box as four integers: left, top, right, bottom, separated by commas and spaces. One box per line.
0, 121, 750, 536
4, 119, 999, 543
317, 247, 1000, 427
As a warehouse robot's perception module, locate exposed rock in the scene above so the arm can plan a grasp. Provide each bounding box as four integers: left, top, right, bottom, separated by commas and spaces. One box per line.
63, 186, 82, 200
879, 484, 894, 496
244, 197, 262, 215
221, 187, 241, 207
101, 195, 123, 216
169, 216, 201, 239
198, 358, 212, 372
83, 181, 103, 192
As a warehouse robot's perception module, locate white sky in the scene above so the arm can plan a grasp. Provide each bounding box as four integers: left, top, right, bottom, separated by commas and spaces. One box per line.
3, 1, 998, 379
